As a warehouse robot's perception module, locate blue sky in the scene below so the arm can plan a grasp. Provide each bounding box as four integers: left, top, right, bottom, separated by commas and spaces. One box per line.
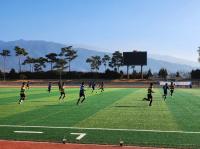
0, 0, 200, 62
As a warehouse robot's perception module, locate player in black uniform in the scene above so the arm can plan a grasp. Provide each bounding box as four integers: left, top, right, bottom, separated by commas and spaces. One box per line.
91, 81, 96, 93
169, 82, 175, 96
88, 81, 92, 88
26, 81, 30, 89
99, 81, 104, 92
59, 82, 66, 100
163, 83, 169, 100
18, 82, 26, 104
77, 82, 86, 105
48, 82, 52, 93
143, 83, 154, 106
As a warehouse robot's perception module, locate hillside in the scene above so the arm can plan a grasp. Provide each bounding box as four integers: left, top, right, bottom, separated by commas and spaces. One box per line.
0, 39, 198, 73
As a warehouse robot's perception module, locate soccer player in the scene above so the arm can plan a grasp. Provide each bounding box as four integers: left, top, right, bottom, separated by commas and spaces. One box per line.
169, 82, 175, 96
77, 82, 86, 105
189, 82, 192, 88
91, 81, 96, 93
163, 83, 169, 100
48, 82, 52, 93
88, 81, 92, 88
18, 82, 26, 104
99, 81, 104, 92
143, 83, 154, 106
26, 81, 30, 89
59, 82, 66, 100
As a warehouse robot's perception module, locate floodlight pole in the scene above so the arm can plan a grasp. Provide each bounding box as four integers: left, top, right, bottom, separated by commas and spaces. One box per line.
141, 65, 143, 79
127, 65, 129, 79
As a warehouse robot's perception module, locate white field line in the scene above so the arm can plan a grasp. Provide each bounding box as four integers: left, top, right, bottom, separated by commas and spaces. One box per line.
70, 133, 86, 140
0, 124, 200, 134
14, 131, 44, 134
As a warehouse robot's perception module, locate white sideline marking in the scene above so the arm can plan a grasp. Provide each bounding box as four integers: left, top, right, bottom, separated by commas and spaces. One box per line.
14, 131, 43, 134
70, 133, 86, 140
0, 125, 199, 134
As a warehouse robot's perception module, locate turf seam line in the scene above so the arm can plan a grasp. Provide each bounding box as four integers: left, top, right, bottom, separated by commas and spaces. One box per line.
1, 124, 200, 134
13, 131, 44, 134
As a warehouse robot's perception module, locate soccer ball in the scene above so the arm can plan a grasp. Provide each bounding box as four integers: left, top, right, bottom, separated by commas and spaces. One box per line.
62, 138, 66, 144
119, 140, 124, 146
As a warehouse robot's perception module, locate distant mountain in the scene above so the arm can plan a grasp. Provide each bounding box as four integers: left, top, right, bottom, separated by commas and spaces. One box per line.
0, 39, 198, 73
150, 54, 199, 68
0, 39, 108, 72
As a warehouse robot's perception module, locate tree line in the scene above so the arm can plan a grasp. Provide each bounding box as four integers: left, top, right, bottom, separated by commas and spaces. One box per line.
0, 46, 200, 80
0, 46, 127, 80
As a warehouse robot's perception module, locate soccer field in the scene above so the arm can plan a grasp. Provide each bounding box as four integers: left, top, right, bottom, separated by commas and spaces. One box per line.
0, 87, 200, 148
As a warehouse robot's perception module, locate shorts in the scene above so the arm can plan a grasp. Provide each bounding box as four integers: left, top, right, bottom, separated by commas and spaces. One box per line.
20, 93, 25, 98
164, 90, 167, 95
170, 89, 174, 93
147, 94, 152, 99
60, 92, 65, 95
80, 91, 85, 97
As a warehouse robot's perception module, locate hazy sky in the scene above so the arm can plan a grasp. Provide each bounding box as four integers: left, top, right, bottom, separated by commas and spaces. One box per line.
0, 0, 200, 62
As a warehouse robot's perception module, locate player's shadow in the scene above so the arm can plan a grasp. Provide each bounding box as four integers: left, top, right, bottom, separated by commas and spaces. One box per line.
114, 105, 144, 108
45, 104, 74, 107
30, 100, 68, 103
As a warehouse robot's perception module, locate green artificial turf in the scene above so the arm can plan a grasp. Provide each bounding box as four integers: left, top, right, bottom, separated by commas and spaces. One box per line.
0, 87, 200, 148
